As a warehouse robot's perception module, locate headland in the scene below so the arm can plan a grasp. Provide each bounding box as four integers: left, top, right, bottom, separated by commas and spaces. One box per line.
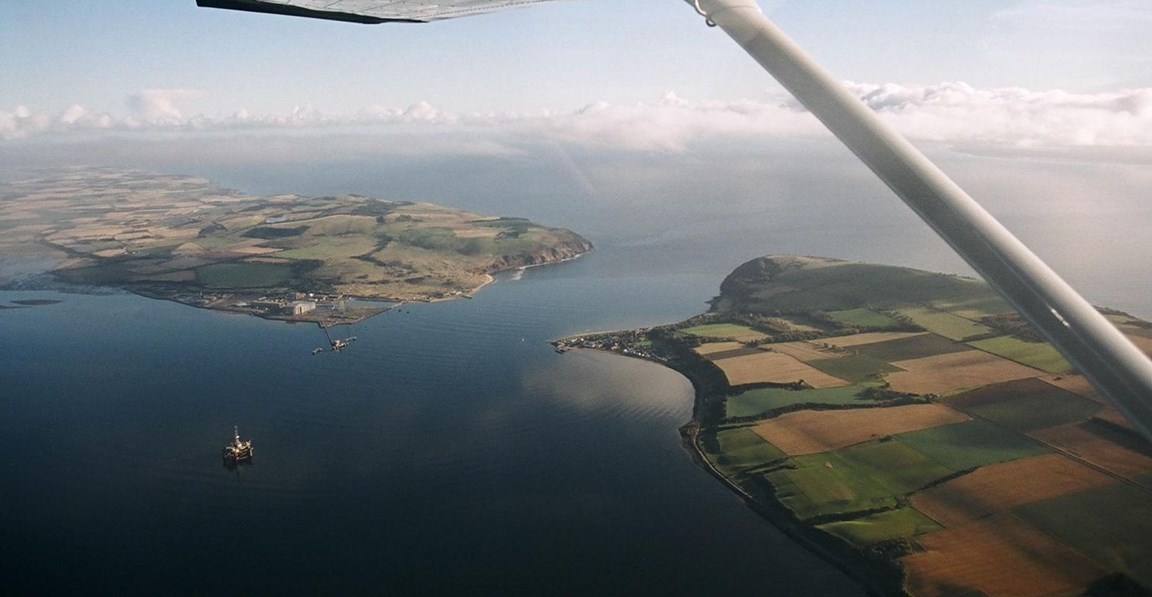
0, 168, 592, 323
557, 255, 1152, 596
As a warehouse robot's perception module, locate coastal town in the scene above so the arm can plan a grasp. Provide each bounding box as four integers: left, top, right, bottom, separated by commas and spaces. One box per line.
552, 328, 664, 362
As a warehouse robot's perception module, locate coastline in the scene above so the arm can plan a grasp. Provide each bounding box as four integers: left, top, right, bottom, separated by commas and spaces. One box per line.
16, 245, 593, 326
562, 340, 902, 596
1, 168, 595, 326
554, 254, 1152, 596
677, 404, 902, 597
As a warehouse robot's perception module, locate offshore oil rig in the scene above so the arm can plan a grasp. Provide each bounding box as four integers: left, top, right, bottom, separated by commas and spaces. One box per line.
222, 426, 254, 463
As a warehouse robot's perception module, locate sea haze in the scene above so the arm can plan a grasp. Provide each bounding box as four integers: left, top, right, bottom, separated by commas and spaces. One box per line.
2, 137, 1149, 594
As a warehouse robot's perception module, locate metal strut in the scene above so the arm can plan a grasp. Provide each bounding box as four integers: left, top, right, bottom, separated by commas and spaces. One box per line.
692, 0, 716, 27
687, 0, 1152, 441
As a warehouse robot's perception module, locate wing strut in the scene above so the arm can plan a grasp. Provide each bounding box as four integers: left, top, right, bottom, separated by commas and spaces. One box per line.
690, 0, 1152, 440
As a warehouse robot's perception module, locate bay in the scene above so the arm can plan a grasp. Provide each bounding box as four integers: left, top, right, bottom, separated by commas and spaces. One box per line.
0, 253, 861, 595
3, 141, 1149, 594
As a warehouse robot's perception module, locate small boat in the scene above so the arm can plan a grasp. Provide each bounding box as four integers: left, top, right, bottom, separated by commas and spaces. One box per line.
223, 426, 254, 462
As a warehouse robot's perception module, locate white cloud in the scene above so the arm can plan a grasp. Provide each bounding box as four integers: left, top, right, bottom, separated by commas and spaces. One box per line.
847, 82, 1152, 147
3, 83, 1151, 150
125, 89, 202, 125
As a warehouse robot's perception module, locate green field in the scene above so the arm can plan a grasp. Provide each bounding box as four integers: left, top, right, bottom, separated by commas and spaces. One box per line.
817, 507, 942, 547
725, 384, 877, 418
270, 236, 379, 261
929, 295, 1014, 320
764, 421, 1046, 520
1015, 482, 1152, 588
948, 378, 1101, 432
807, 355, 901, 383
893, 420, 1049, 471
704, 427, 786, 475
680, 323, 768, 342
767, 441, 953, 520
967, 335, 1074, 374
826, 308, 900, 329
768, 458, 899, 520
853, 333, 969, 361
898, 307, 994, 341
196, 262, 294, 288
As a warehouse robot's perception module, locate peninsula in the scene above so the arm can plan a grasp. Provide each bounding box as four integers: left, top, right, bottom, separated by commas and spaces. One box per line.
0, 168, 592, 323
558, 255, 1152, 596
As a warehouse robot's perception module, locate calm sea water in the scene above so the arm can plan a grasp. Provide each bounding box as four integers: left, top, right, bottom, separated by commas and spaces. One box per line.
2, 144, 1148, 594
0, 252, 865, 595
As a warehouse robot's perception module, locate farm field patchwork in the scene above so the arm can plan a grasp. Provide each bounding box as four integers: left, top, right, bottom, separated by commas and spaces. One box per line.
680, 323, 768, 342
568, 255, 1152, 595
967, 335, 1074, 374
893, 420, 1049, 472
946, 377, 1102, 432
816, 331, 926, 349
909, 454, 1114, 527
1015, 482, 1152, 589
850, 333, 969, 361
0, 169, 593, 321
692, 341, 746, 356
724, 385, 876, 419
766, 441, 952, 520
703, 427, 786, 476
1031, 420, 1152, 477
897, 306, 994, 340
886, 350, 1042, 395
708, 351, 849, 388
765, 341, 839, 363
902, 514, 1107, 597
806, 354, 901, 383
752, 404, 970, 456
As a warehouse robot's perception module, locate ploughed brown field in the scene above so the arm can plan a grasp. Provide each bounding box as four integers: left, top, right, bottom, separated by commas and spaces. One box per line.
1031, 420, 1152, 478
902, 513, 1107, 597
886, 350, 1042, 395
1040, 374, 1104, 402
709, 351, 849, 388
693, 342, 746, 356
751, 404, 969, 456
818, 332, 928, 349
763, 341, 840, 363
910, 454, 1114, 527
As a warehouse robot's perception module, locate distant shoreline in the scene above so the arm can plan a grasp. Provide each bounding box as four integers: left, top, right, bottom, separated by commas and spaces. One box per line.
0, 168, 593, 325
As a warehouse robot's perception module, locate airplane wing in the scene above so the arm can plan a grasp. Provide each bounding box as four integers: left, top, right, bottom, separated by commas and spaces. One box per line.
197, 0, 1152, 441
195, 0, 559, 23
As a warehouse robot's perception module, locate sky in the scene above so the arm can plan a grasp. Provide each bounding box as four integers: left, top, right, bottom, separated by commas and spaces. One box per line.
2, 0, 1151, 148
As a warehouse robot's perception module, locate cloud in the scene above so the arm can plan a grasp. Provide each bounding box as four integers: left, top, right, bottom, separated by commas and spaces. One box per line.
847, 82, 1152, 147
125, 89, 202, 125
3, 83, 1151, 150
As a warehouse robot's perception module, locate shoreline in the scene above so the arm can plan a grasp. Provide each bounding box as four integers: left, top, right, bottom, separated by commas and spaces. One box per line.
12, 246, 593, 325
555, 339, 902, 597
